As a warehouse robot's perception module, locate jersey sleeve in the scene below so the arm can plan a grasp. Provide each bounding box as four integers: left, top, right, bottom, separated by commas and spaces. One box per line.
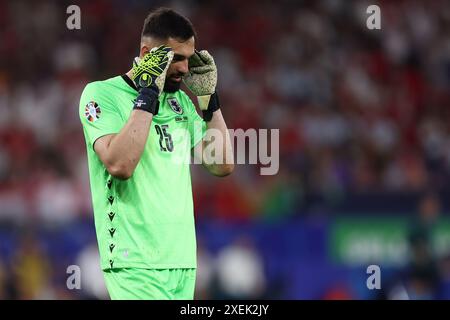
79, 82, 124, 150
184, 93, 207, 148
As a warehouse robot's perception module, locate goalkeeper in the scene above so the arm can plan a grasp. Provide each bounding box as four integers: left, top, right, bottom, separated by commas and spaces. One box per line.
79, 7, 233, 299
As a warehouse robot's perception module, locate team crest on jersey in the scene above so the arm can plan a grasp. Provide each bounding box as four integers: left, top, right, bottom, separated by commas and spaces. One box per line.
85, 101, 101, 122
167, 97, 183, 115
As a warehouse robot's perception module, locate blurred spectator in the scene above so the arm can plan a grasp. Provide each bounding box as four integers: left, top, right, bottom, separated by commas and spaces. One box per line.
409, 193, 441, 259
405, 265, 440, 300
381, 193, 443, 300
438, 254, 450, 299
11, 232, 53, 299
76, 243, 109, 300
195, 240, 215, 300
0, 258, 6, 299
214, 236, 266, 299
322, 283, 355, 300
404, 193, 442, 299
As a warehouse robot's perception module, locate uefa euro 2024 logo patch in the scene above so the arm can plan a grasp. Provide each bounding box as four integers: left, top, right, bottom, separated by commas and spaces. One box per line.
167, 97, 183, 115
85, 101, 101, 122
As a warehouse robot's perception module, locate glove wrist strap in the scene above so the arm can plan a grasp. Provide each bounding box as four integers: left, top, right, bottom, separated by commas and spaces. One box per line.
133, 87, 160, 115
202, 91, 220, 122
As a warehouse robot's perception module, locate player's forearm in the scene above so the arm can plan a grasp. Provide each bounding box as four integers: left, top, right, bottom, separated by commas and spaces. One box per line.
104, 110, 152, 179
203, 110, 234, 176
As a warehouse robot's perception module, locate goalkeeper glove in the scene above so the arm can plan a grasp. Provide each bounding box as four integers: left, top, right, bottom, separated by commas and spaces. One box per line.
131, 45, 174, 115
183, 49, 220, 121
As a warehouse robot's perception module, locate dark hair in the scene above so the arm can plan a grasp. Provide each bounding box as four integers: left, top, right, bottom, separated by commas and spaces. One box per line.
141, 7, 196, 41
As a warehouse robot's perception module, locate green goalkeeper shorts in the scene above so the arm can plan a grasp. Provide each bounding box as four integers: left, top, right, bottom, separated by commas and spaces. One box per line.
103, 268, 196, 300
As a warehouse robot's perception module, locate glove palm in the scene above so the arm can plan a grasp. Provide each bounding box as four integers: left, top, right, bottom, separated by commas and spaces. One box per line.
183, 50, 217, 110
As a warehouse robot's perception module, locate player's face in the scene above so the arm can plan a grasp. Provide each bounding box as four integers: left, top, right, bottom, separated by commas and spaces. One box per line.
163, 37, 195, 92
141, 36, 195, 93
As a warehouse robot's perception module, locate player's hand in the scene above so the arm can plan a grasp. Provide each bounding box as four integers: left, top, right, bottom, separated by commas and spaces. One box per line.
183, 50, 218, 110
132, 45, 174, 95
131, 46, 173, 115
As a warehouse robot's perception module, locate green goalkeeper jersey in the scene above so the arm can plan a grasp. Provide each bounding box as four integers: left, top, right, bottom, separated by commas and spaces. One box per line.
79, 75, 206, 270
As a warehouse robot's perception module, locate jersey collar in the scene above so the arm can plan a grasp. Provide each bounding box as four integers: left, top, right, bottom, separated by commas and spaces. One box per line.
121, 74, 138, 92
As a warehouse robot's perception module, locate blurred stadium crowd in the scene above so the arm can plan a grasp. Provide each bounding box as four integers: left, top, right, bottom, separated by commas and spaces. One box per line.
1, 0, 450, 299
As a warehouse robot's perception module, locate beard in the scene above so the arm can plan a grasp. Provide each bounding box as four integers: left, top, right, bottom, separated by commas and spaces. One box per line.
163, 78, 182, 93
